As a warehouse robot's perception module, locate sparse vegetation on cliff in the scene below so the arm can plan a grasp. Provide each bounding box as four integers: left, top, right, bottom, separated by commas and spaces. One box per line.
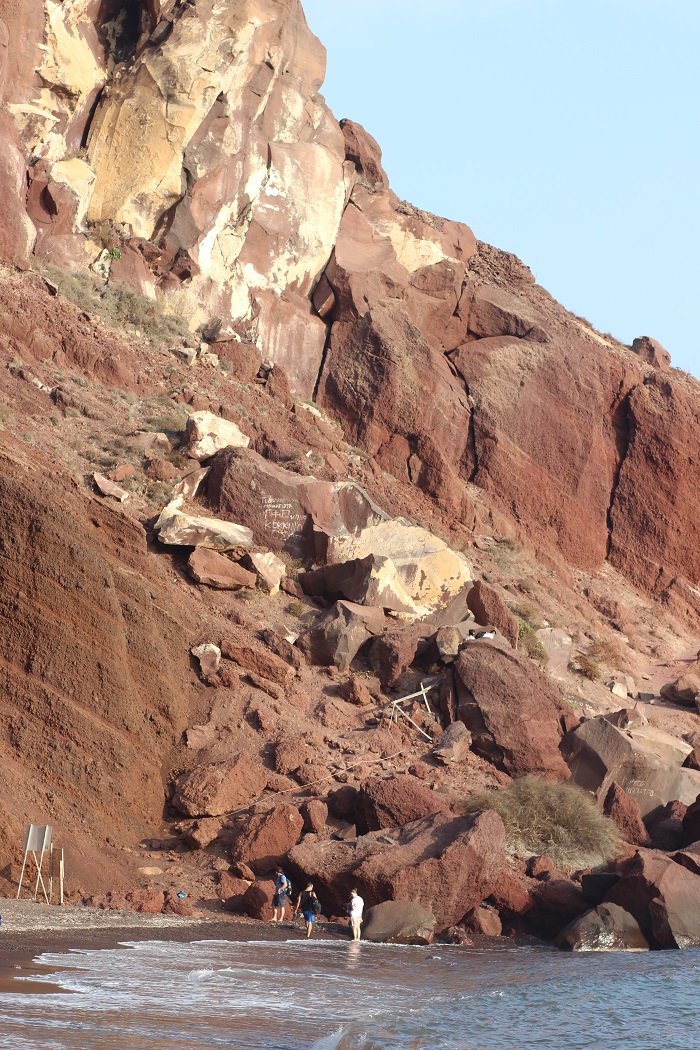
463, 777, 620, 870
39, 265, 190, 347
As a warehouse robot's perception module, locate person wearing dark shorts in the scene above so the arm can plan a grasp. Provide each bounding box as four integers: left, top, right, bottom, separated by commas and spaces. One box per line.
295, 882, 321, 938
271, 869, 290, 924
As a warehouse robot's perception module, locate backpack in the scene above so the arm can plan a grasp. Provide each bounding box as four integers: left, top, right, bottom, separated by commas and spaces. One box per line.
310, 896, 322, 915
283, 878, 292, 900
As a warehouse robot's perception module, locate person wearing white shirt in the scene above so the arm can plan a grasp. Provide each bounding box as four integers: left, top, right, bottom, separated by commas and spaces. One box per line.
348, 888, 364, 941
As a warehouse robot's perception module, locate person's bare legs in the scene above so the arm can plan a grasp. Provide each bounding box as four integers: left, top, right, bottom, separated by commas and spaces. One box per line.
271, 903, 286, 924
305, 920, 313, 938
352, 919, 361, 941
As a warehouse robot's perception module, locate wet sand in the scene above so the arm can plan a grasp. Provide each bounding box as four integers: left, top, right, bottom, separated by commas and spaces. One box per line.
0, 897, 350, 995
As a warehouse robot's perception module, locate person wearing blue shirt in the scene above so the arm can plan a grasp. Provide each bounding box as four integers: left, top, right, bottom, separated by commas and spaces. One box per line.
271, 868, 290, 924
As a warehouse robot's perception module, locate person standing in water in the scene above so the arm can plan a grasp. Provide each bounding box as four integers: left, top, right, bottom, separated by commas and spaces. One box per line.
271, 868, 290, 924
295, 882, 321, 938
348, 888, 364, 941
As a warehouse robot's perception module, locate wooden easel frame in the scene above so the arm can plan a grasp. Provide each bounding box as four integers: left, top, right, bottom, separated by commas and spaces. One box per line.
16, 825, 53, 903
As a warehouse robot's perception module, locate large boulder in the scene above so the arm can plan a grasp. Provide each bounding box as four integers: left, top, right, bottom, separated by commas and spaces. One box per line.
295, 601, 387, 671
555, 903, 649, 952
367, 624, 430, 688
187, 549, 257, 590
155, 498, 254, 551
287, 809, 507, 930
454, 641, 569, 779
361, 900, 436, 945
605, 849, 700, 949
241, 878, 277, 921
171, 754, 267, 817
183, 411, 250, 460
356, 775, 451, 833
208, 447, 386, 557
229, 804, 304, 874
561, 717, 700, 819
467, 581, 518, 648
660, 674, 700, 708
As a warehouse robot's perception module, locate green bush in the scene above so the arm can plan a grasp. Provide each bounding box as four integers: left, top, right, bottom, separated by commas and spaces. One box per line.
463, 777, 619, 870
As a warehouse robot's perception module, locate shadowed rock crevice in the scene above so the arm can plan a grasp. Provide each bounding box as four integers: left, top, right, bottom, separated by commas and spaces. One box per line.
605, 385, 636, 559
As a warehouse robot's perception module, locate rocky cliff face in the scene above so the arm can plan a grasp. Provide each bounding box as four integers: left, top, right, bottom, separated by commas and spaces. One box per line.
1, 0, 700, 924
2, 0, 697, 615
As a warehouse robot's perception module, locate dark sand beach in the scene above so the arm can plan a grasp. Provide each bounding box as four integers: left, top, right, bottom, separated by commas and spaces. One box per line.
0, 897, 350, 995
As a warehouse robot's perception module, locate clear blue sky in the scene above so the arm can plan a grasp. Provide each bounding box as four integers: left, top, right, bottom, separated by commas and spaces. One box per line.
302, 0, 699, 377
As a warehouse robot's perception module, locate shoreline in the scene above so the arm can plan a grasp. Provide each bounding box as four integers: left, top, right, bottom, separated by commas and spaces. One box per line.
0, 898, 532, 996
0, 898, 359, 995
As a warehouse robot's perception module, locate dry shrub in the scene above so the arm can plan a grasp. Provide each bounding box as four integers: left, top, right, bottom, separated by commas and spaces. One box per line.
575, 654, 601, 681
40, 265, 190, 347
517, 619, 548, 666
587, 637, 624, 669
463, 777, 619, 870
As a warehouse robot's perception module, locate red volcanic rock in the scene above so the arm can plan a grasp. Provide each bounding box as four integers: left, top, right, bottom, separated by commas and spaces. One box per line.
526, 874, 589, 940
555, 903, 649, 952
287, 809, 506, 931
463, 905, 502, 937
337, 676, 374, 706
181, 817, 223, 850
229, 803, 304, 874
187, 549, 257, 590
362, 900, 436, 945
466, 581, 518, 649
630, 336, 671, 371
465, 283, 548, 343
603, 782, 652, 847
454, 642, 569, 779
301, 799, 328, 835
648, 800, 687, 852
527, 855, 555, 879
367, 624, 429, 689
133, 890, 166, 915
219, 875, 250, 911
432, 721, 472, 765
339, 119, 388, 193
682, 797, 700, 847
208, 447, 384, 557
220, 636, 295, 686
356, 775, 450, 833
163, 893, 194, 917
258, 628, 305, 670
561, 717, 700, 817
605, 848, 700, 948
608, 373, 700, 614
296, 601, 387, 671
211, 340, 261, 383
275, 736, 310, 776
172, 754, 267, 817
241, 878, 276, 921
660, 674, 700, 707
354, 810, 506, 931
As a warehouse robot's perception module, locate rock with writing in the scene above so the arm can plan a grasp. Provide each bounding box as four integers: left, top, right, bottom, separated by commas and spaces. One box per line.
208, 447, 386, 557
561, 717, 700, 818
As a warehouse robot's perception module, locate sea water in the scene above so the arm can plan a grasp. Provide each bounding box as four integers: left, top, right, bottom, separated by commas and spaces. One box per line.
0, 938, 698, 1050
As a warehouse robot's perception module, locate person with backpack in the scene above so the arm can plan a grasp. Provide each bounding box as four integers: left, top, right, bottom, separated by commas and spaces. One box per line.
295, 881, 322, 938
271, 868, 291, 924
